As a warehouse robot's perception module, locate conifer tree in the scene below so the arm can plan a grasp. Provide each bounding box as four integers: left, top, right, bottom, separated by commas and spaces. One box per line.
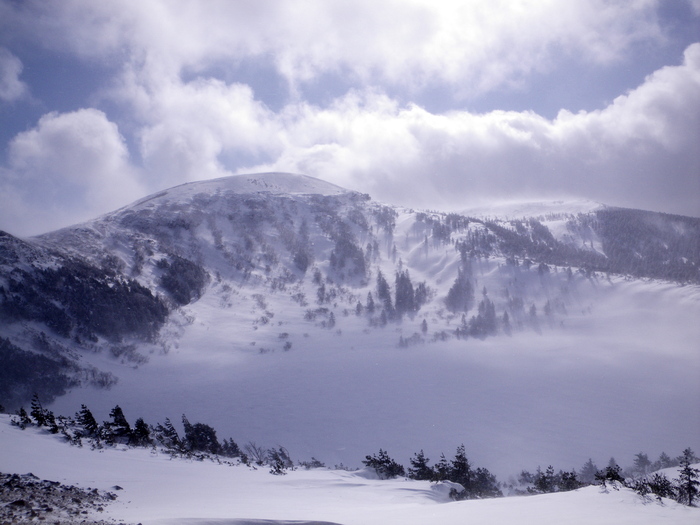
394, 270, 415, 317
433, 453, 451, 482
27, 394, 58, 432
30, 394, 46, 426
558, 470, 581, 492
14, 407, 31, 429
376, 271, 393, 314
366, 292, 375, 314
445, 269, 473, 313
646, 473, 676, 500
154, 417, 180, 450
450, 445, 472, 494
362, 449, 405, 479
531, 466, 556, 494
502, 311, 511, 335
414, 282, 429, 309
355, 301, 363, 316
676, 448, 700, 506
268, 446, 293, 475
595, 463, 624, 489
472, 467, 502, 498
221, 438, 241, 458
579, 458, 598, 485
76, 404, 99, 438
633, 452, 652, 477
105, 405, 132, 443
655, 452, 674, 470
130, 417, 151, 446
182, 414, 221, 455
468, 298, 497, 338
408, 450, 434, 481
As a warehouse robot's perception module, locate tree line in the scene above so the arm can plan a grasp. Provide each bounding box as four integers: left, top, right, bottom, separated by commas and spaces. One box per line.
5, 395, 699, 506
362, 445, 698, 505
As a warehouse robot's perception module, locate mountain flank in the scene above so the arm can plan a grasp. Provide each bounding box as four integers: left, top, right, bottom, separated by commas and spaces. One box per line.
0, 172, 698, 410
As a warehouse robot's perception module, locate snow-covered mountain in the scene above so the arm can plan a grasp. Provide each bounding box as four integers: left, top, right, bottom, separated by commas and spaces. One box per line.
1, 172, 699, 479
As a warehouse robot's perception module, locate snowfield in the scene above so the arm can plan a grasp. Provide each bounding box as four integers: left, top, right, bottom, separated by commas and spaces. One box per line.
1, 415, 698, 525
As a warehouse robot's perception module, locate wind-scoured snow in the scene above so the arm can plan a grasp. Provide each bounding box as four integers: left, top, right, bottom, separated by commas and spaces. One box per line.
121, 172, 352, 211
461, 199, 604, 220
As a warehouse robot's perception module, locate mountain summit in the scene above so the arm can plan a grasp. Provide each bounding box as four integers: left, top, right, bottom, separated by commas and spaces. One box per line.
122, 172, 352, 210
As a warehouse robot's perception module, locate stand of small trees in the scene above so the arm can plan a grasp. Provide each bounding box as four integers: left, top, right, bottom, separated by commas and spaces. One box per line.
8, 395, 700, 506
517, 465, 582, 494
9, 395, 310, 476
11, 396, 243, 462
364, 445, 502, 500
516, 452, 700, 507
363, 449, 405, 480
625, 449, 699, 506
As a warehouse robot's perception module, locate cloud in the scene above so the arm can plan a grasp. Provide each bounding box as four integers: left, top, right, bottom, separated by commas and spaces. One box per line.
3, 0, 667, 96
689, 0, 700, 15
134, 77, 282, 187
0, 109, 144, 236
0, 0, 697, 236
0, 47, 28, 102
246, 43, 700, 216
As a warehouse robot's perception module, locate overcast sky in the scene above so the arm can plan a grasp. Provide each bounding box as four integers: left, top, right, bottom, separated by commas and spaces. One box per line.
0, 0, 698, 236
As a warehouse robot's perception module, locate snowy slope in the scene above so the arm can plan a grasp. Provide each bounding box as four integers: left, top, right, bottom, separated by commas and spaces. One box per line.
1, 416, 698, 525
44, 275, 700, 481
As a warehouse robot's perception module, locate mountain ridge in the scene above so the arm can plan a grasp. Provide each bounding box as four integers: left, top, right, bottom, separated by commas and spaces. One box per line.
1, 172, 699, 411
1, 172, 698, 477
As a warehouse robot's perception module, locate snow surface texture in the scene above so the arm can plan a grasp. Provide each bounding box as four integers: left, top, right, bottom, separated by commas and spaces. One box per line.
2, 172, 699, 485
1, 416, 698, 525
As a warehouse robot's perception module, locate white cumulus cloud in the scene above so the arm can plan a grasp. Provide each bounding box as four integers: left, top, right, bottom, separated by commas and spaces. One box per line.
0, 0, 697, 233
0, 47, 28, 102
3, 0, 667, 95
245, 43, 700, 215
1, 109, 144, 235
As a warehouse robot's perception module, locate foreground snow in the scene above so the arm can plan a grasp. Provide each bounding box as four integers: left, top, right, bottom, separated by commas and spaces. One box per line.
1, 416, 697, 525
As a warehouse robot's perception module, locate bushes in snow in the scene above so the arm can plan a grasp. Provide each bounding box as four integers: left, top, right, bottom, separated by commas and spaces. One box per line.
8, 397, 307, 476
157, 255, 209, 306
8, 395, 700, 506
366, 445, 502, 500
363, 449, 405, 479
517, 465, 582, 494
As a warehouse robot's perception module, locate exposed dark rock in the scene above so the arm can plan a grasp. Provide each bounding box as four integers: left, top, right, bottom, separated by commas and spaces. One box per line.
0, 471, 133, 525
